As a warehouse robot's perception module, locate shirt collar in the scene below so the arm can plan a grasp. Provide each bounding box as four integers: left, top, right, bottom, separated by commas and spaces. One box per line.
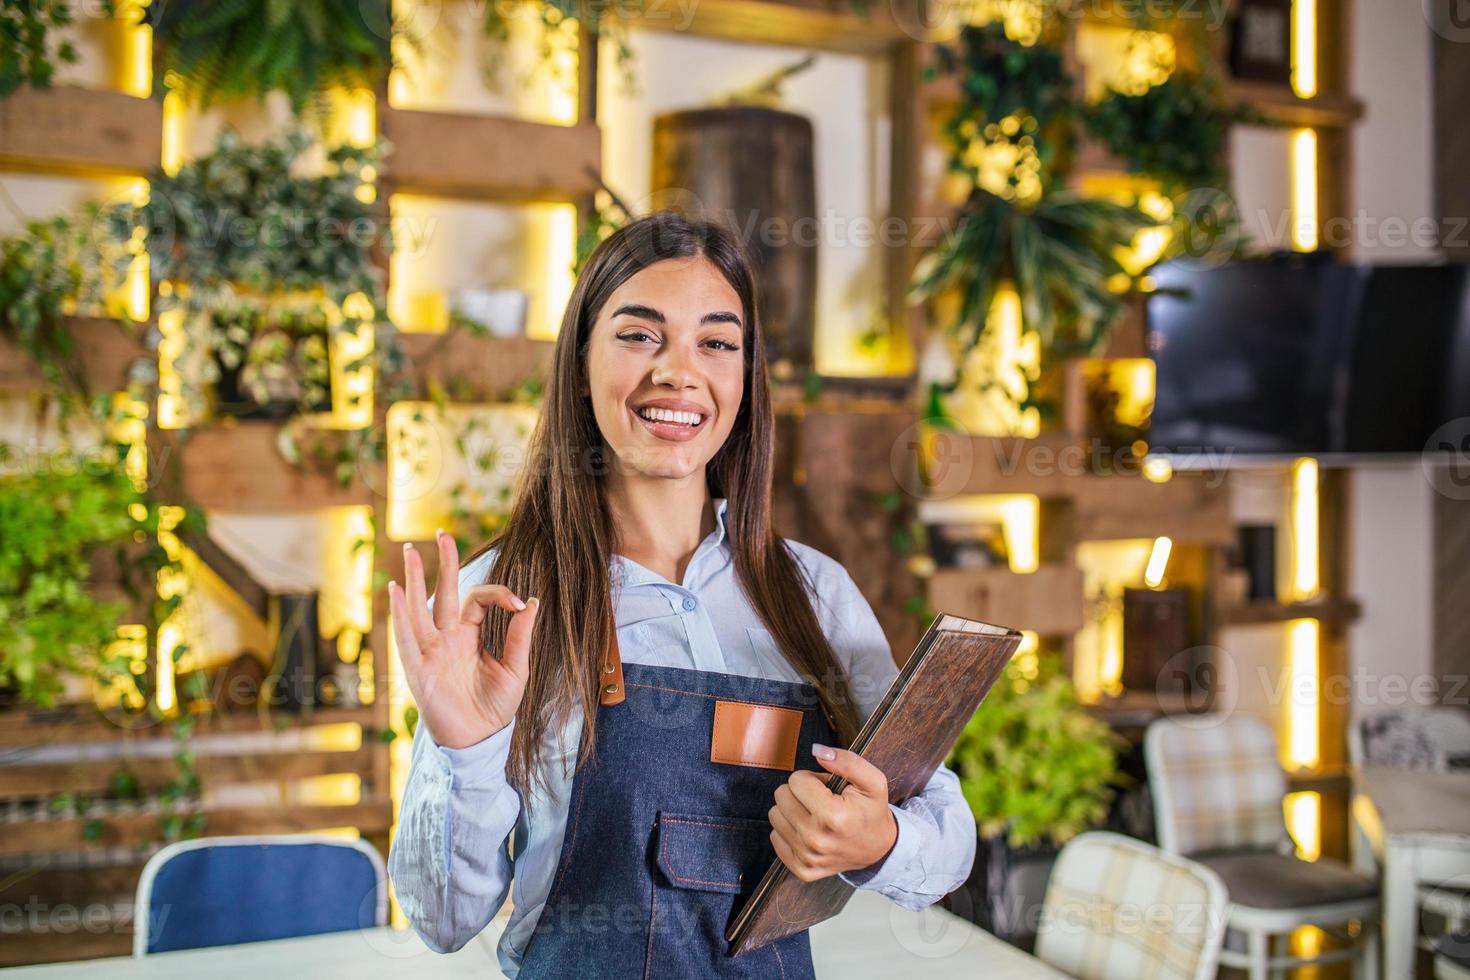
611, 496, 731, 589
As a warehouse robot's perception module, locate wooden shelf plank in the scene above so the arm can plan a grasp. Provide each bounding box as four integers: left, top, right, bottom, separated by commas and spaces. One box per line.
380, 107, 600, 202
927, 564, 1085, 635
392, 329, 555, 403
0, 746, 377, 799
1218, 597, 1363, 627
0, 317, 150, 396
626, 0, 906, 54
0, 86, 162, 176
0, 798, 393, 858
919, 433, 1233, 544
0, 703, 379, 749
152, 422, 374, 512
1071, 474, 1234, 545
1229, 80, 1364, 128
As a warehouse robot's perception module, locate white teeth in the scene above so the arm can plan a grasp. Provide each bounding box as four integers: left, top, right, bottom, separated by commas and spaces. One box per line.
638, 407, 704, 426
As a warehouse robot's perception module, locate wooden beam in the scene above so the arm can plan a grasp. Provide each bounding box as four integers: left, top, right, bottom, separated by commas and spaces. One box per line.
1217, 597, 1362, 628
1071, 474, 1235, 545
380, 107, 600, 203
1229, 80, 1365, 128
624, 0, 906, 54
0, 799, 393, 858
0, 703, 378, 749
151, 423, 374, 512
0, 86, 162, 176
0, 317, 150, 397
927, 565, 1086, 635
392, 329, 555, 403
0, 747, 376, 798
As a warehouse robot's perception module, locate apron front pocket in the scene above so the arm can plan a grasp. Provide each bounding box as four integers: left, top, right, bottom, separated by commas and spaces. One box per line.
653, 811, 772, 895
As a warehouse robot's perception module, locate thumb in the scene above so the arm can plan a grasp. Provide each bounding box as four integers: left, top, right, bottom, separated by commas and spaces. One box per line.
811, 744, 888, 799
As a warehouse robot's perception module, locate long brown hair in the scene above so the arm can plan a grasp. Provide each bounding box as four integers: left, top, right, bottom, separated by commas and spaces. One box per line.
475, 212, 862, 803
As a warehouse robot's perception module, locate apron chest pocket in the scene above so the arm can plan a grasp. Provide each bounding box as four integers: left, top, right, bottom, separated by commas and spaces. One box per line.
653, 811, 773, 895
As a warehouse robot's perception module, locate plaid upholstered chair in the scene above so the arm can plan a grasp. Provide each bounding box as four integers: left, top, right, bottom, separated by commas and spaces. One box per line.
1035, 832, 1228, 980
1145, 715, 1381, 980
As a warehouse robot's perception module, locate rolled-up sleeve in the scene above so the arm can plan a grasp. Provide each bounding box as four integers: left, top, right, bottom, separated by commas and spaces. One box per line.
820, 564, 978, 908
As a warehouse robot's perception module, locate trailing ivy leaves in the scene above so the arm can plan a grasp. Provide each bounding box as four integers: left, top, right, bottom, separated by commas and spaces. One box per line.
103, 128, 400, 421
0, 0, 77, 95
0, 210, 128, 399
144, 0, 391, 119
947, 653, 1125, 848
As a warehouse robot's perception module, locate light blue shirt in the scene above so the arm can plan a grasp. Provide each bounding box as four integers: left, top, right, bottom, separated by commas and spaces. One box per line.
388, 498, 978, 976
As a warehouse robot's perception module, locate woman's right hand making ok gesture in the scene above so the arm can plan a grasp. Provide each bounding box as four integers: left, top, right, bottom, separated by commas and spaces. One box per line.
388, 530, 539, 750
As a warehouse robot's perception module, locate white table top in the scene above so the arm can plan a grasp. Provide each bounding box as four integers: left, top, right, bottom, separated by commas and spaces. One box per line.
1357, 765, 1470, 838
1, 890, 1066, 979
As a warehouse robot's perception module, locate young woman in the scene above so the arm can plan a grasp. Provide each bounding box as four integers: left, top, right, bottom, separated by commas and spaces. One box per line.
388, 212, 977, 978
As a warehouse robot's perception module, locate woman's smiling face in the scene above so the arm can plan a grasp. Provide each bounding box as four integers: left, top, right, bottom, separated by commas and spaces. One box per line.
585, 255, 747, 483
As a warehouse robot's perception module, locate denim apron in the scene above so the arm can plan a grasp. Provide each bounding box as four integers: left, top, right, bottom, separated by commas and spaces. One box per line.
516, 660, 838, 979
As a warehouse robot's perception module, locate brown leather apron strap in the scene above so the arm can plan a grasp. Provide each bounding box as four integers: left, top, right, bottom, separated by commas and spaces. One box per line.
599, 635, 625, 706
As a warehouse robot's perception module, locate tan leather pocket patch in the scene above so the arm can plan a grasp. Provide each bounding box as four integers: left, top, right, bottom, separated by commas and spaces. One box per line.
710, 701, 802, 770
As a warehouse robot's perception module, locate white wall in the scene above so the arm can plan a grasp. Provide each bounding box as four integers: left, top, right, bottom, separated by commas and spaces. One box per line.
1343, 0, 1439, 707
1349, 466, 1437, 705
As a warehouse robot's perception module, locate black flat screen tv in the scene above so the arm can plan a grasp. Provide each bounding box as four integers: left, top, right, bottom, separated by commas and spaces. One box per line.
1146, 255, 1470, 462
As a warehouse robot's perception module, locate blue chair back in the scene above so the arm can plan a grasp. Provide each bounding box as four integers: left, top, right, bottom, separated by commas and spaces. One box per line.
134, 835, 386, 955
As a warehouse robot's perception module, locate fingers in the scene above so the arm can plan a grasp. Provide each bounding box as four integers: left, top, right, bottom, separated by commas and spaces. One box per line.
768, 801, 801, 849
458, 585, 526, 626
387, 580, 421, 677
402, 543, 434, 651
431, 530, 460, 630
501, 597, 539, 678
785, 769, 837, 817
811, 744, 889, 800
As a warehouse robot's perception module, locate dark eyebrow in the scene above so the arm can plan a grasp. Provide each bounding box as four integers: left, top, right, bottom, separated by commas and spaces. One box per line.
610, 304, 743, 328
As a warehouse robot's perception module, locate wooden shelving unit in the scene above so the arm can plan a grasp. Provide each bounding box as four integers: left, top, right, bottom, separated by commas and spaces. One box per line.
0, 702, 386, 963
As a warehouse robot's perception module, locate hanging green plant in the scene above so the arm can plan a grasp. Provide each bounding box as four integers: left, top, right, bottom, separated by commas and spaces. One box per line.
1084, 72, 1242, 196
482, 0, 638, 95
0, 0, 77, 95
104, 128, 402, 422
911, 189, 1156, 367
930, 22, 1078, 199
144, 0, 391, 119
0, 210, 136, 402
948, 652, 1125, 847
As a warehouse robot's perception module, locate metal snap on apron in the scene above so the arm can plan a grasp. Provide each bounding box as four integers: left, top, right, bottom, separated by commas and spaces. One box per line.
516, 661, 838, 979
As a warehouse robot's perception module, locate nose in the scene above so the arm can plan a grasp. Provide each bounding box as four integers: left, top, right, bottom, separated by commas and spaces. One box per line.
650, 341, 697, 390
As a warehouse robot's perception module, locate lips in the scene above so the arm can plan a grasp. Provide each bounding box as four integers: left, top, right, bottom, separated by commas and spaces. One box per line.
629, 405, 708, 443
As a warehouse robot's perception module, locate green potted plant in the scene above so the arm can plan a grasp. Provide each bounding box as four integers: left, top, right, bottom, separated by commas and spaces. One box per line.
0, 443, 194, 709
945, 652, 1124, 944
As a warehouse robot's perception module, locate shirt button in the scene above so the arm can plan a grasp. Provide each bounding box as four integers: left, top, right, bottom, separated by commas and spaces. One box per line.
682, 596, 698, 612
